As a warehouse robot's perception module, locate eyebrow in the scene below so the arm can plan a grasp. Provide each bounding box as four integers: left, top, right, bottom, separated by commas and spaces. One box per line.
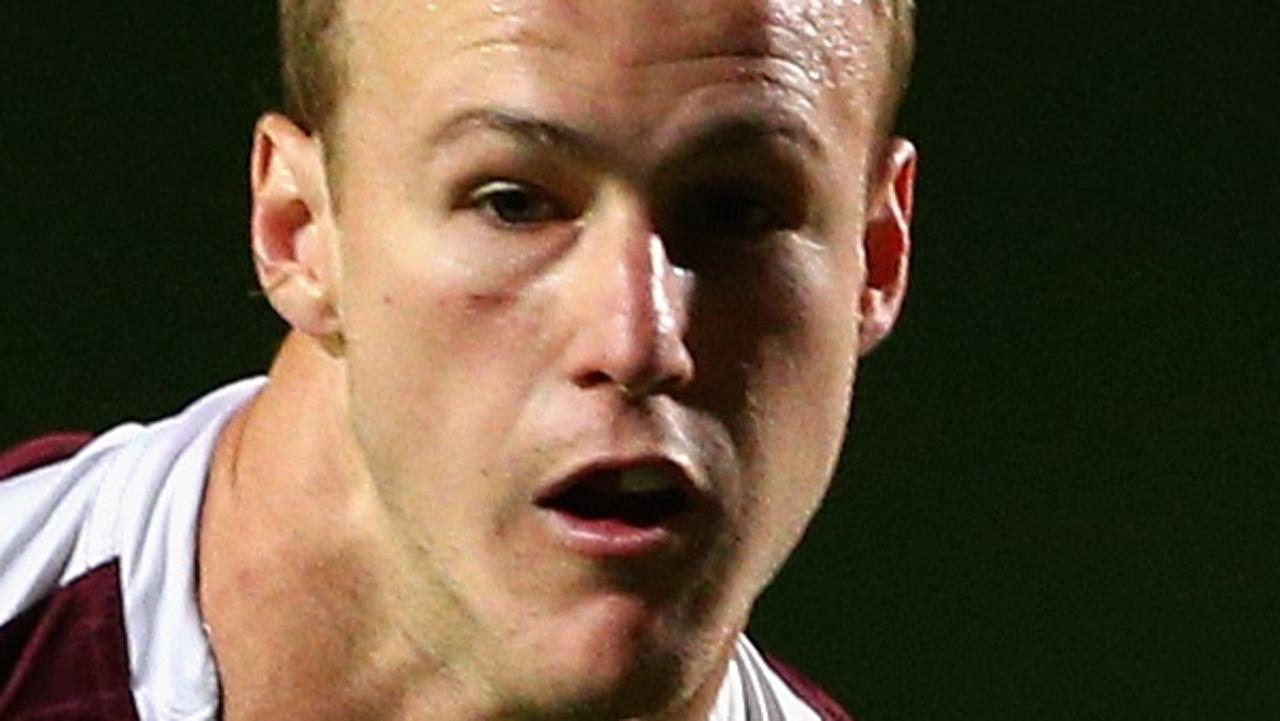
427, 109, 608, 159
669, 113, 825, 164
425, 107, 827, 168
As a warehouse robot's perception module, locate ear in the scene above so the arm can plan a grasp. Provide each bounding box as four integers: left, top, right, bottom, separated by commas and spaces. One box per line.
250, 112, 342, 341
858, 138, 917, 356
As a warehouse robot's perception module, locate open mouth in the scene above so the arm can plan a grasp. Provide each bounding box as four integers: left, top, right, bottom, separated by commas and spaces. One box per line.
536, 465, 693, 529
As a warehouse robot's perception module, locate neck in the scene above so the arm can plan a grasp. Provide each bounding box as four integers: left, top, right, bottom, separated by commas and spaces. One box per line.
197, 333, 731, 721
199, 334, 455, 719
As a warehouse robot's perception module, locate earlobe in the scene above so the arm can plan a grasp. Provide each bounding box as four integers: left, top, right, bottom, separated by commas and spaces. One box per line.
250, 113, 342, 341
858, 138, 917, 356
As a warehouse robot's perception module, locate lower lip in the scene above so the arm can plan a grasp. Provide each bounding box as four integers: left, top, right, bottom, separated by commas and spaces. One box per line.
541, 511, 679, 558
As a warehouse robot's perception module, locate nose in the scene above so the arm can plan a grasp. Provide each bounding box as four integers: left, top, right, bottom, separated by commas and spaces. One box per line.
564, 199, 695, 400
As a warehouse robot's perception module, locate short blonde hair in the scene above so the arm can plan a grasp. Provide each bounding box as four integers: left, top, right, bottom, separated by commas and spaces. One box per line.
279, 0, 917, 135
279, 0, 343, 134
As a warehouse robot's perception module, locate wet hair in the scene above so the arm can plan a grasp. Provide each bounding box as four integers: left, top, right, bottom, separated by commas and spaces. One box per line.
882, 0, 918, 128
279, 0, 343, 135
278, 0, 916, 137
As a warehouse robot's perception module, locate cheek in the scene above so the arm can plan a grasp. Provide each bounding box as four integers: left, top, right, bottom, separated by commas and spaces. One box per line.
336, 233, 562, 480
750, 242, 861, 480
339, 217, 548, 371
347, 273, 550, 426
724, 335, 856, 594
694, 241, 860, 575
691, 238, 860, 421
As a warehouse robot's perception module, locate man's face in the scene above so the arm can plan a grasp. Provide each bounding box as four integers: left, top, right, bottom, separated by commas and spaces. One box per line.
313, 0, 900, 715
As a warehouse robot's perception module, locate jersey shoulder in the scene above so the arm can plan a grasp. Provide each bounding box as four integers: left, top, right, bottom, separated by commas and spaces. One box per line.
763, 653, 856, 721
0, 432, 94, 481
0, 432, 142, 720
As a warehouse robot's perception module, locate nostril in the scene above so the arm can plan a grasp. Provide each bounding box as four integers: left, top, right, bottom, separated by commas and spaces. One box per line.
575, 370, 615, 390
572, 367, 690, 402
572, 370, 649, 402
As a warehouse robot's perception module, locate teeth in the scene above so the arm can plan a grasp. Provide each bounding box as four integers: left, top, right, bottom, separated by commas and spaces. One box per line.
617, 468, 674, 494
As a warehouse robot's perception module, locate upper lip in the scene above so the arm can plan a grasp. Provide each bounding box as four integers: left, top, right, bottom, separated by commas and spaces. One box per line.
534, 453, 706, 508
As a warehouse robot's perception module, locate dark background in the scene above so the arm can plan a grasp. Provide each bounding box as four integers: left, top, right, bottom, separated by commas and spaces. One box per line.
2, 3, 1276, 719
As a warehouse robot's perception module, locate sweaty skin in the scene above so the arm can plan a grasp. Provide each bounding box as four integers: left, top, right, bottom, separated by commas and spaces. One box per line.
198, 1, 915, 720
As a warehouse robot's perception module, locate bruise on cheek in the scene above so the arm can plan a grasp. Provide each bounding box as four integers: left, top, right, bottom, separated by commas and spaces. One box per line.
427, 281, 523, 325
465, 291, 518, 313
378, 286, 514, 334
418, 284, 551, 384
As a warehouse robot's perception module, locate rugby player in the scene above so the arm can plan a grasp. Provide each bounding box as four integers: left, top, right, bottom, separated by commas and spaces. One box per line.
0, 1, 917, 718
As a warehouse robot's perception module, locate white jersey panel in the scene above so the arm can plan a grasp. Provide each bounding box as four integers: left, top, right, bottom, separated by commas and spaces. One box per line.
103, 378, 266, 720
0, 423, 144, 624
0, 378, 265, 721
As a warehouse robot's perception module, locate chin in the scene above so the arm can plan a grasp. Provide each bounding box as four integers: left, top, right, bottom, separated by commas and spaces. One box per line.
514, 656, 687, 721
499, 601, 710, 721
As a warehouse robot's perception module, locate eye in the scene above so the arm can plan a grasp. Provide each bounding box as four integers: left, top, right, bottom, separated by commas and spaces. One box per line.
675, 183, 794, 241
469, 180, 567, 228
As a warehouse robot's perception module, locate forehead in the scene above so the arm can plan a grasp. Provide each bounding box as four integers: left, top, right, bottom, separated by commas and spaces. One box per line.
342, 0, 885, 61
335, 0, 890, 156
